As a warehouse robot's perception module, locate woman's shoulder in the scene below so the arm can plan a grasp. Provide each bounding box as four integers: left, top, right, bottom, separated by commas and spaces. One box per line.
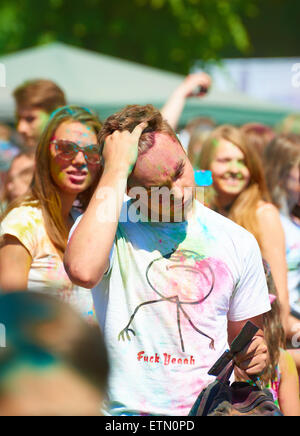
256, 201, 282, 227
255, 202, 285, 244
256, 201, 279, 216
278, 349, 298, 376
1, 201, 42, 230
0, 202, 43, 256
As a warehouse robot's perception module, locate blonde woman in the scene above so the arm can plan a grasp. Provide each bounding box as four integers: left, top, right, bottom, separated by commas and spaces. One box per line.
0, 106, 102, 322
197, 125, 290, 333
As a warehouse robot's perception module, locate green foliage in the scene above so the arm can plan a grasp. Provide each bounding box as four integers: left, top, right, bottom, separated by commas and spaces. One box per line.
0, 0, 265, 74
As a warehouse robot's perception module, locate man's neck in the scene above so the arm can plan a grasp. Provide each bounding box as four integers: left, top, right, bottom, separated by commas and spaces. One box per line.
24, 148, 36, 160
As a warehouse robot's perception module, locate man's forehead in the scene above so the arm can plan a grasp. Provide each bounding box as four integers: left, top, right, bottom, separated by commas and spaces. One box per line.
16, 107, 44, 117
139, 132, 182, 163
132, 132, 186, 185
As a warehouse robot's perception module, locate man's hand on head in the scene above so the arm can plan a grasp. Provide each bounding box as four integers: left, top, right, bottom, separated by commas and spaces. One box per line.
102, 122, 148, 178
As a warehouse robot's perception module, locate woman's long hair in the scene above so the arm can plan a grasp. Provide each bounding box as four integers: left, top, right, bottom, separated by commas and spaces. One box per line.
263, 134, 300, 218
0, 106, 102, 257
262, 265, 286, 386
197, 125, 271, 246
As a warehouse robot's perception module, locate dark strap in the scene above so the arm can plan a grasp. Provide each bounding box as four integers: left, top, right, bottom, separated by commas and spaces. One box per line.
208, 321, 258, 376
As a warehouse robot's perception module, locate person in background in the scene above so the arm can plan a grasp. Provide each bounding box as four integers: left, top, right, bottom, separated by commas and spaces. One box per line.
197, 125, 291, 334
161, 72, 212, 142
277, 113, 300, 135
259, 267, 300, 416
1, 153, 35, 211
240, 122, 275, 157
0, 123, 19, 213
4, 80, 68, 208
0, 123, 19, 171
187, 118, 216, 168
263, 134, 300, 366
13, 79, 66, 157
0, 292, 109, 416
0, 106, 102, 322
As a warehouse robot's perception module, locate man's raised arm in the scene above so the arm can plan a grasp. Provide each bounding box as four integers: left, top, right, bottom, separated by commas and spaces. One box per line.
64, 122, 147, 288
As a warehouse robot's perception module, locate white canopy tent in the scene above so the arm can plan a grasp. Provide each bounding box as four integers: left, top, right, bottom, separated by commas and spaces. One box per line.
0, 42, 291, 126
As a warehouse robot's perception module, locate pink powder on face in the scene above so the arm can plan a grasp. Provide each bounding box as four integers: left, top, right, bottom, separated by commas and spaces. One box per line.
132, 133, 187, 187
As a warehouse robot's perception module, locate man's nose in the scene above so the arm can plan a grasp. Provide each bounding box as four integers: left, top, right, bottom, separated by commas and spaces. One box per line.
171, 184, 184, 200
17, 119, 29, 135
6, 179, 15, 193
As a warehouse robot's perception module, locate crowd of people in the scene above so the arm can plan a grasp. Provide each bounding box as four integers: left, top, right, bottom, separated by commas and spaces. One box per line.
0, 73, 299, 416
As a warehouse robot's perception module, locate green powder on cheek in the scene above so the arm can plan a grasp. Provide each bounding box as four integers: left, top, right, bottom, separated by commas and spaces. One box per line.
38, 112, 51, 135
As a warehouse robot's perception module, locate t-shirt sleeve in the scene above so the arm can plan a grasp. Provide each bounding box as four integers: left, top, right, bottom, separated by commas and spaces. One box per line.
68, 213, 83, 241
0, 207, 38, 258
228, 233, 271, 322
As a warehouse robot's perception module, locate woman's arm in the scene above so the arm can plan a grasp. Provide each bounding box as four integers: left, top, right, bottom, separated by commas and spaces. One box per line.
256, 204, 290, 333
160, 73, 211, 130
278, 350, 300, 416
0, 235, 32, 291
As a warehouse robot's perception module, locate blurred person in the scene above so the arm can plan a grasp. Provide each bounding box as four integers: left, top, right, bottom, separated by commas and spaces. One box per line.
1, 153, 35, 211
0, 123, 19, 212
0, 292, 109, 416
0, 123, 11, 141
187, 119, 216, 168
0, 106, 102, 322
13, 79, 66, 156
161, 72, 212, 148
9, 80, 67, 204
240, 122, 275, 157
253, 266, 300, 416
64, 104, 270, 416
197, 125, 291, 334
277, 114, 300, 135
263, 134, 300, 339
0, 123, 19, 172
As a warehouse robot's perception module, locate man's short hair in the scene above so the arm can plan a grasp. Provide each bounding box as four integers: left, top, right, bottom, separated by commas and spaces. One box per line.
13, 79, 66, 114
98, 104, 180, 157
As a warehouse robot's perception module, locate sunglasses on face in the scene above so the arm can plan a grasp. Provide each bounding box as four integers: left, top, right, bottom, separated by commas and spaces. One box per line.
51, 139, 101, 164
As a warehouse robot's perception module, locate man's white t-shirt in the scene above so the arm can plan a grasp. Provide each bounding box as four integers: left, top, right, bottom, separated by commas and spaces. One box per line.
71, 200, 270, 416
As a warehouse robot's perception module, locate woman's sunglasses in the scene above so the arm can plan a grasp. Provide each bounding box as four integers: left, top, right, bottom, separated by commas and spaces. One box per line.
51, 139, 102, 164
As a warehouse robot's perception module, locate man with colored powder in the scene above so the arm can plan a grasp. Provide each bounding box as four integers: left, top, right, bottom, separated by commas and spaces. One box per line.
14, 79, 66, 156
7, 80, 67, 201
64, 105, 271, 416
